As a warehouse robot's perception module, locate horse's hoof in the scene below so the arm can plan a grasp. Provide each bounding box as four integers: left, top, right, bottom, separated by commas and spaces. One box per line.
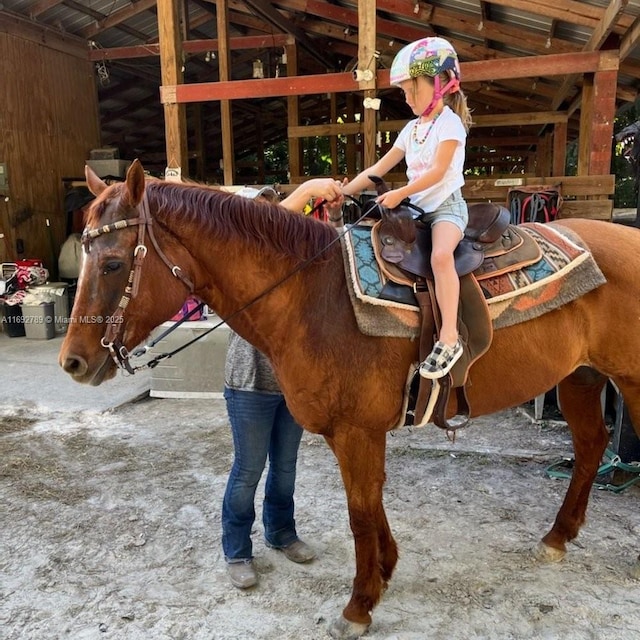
533, 541, 566, 563
327, 615, 370, 640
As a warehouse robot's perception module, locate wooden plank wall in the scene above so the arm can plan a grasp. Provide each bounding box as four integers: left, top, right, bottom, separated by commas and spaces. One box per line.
0, 33, 100, 269
461, 174, 615, 220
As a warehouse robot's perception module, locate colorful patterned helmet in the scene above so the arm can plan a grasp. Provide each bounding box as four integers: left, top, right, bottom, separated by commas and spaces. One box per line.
390, 37, 461, 86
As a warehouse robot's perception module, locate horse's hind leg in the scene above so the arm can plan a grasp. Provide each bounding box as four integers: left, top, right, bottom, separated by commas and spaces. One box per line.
538, 367, 609, 562
324, 428, 397, 640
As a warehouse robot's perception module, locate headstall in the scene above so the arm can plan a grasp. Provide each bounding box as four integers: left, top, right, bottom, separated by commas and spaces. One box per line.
81, 193, 194, 373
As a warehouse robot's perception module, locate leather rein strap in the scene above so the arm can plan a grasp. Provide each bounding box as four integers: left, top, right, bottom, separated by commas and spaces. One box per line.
82, 194, 194, 373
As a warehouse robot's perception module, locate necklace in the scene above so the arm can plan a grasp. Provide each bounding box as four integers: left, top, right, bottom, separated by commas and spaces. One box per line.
412, 110, 441, 145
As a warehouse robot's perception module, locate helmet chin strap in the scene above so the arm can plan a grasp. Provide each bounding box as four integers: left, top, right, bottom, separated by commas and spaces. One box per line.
421, 74, 461, 118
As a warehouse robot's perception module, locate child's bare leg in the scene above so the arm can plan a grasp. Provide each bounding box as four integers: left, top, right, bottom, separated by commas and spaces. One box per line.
419, 221, 463, 379
431, 221, 462, 345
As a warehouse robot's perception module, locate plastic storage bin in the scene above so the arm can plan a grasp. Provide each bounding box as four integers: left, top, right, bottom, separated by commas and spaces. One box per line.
22, 302, 55, 340
29, 282, 69, 334
2, 302, 25, 337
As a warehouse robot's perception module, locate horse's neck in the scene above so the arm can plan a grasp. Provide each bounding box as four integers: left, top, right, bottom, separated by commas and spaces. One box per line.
163, 208, 312, 351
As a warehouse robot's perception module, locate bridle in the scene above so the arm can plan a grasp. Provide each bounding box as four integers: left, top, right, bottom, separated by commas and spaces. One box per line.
81, 192, 194, 373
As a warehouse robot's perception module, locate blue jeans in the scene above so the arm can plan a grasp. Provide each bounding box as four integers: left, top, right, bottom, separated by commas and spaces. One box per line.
222, 387, 303, 561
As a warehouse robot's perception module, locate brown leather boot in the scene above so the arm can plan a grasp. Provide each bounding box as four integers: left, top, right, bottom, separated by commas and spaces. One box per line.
226, 560, 257, 588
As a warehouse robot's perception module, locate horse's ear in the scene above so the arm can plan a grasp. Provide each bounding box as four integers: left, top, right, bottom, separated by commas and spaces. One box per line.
85, 164, 108, 196
122, 159, 146, 207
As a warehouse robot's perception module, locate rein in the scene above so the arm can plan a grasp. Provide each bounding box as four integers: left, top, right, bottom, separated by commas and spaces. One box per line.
83, 191, 376, 374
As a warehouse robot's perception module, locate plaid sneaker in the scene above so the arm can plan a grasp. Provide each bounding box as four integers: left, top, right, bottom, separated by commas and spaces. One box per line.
419, 340, 463, 379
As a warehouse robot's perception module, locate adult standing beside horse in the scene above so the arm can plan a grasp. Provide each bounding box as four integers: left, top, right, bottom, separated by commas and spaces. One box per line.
222, 179, 344, 589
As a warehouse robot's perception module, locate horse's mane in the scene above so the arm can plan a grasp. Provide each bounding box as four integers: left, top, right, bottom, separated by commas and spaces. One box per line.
144, 180, 338, 262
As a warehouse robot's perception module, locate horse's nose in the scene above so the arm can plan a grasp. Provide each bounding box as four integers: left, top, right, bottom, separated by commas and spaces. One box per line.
61, 353, 89, 377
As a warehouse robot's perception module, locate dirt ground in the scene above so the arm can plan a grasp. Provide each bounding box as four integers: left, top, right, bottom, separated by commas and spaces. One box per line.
2, 396, 640, 640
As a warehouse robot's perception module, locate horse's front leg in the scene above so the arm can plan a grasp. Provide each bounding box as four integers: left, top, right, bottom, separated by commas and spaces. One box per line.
324, 428, 397, 640
537, 369, 609, 562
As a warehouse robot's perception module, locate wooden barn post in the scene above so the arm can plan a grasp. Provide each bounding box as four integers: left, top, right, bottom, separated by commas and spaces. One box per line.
216, 0, 235, 186
157, 0, 189, 178
287, 42, 302, 181
358, 0, 377, 169
552, 121, 568, 176
577, 51, 619, 176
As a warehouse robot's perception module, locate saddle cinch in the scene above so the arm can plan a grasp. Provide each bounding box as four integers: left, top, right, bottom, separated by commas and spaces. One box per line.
364, 178, 542, 432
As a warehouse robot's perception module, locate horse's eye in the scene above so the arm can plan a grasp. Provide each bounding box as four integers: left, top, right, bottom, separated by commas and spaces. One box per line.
382, 235, 395, 246
102, 261, 122, 275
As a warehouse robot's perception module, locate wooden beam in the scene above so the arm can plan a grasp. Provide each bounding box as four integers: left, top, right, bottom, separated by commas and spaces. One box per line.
620, 16, 640, 60
158, 0, 189, 176
193, 104, 206, 180
0, 9, 87, 58
161, 51, 610, 104
588, 0, 629, 48
551, 1, 627, 109
478, 0, 635, 32
289, 123, 362, 137
243, 0, 334, 70
590, 69, 618, 175
472, 112, 569, 127
287, 43, 302, 180
379, 51, 613, 86
552, 122, 568, 176
79, 0, 157, 39
466, 151, 534, 161
468, 136, 539, 147
462, 174, 615, 201
274, 0, 436, 45
217, 0, 234, 186
577, 76, 594, 176
161, 71, 360, 103
329, 93, 338, 172
289, 112, 566, 138
537, 132, 553, 176
88, 35, 293, 61
28, 0, 64, 18
358, 0, 377, 168
560, 200, 612, 220
370, 0, 614, 60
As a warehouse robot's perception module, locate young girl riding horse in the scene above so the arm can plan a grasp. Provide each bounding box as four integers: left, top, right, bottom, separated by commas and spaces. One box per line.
343, 37, 473, 379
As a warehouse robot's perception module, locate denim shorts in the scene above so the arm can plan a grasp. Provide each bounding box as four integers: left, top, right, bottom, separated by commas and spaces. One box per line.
431, 189, 468, 236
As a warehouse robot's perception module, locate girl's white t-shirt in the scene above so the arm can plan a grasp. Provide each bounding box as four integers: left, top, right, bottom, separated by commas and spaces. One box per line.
393, 105, 467, 212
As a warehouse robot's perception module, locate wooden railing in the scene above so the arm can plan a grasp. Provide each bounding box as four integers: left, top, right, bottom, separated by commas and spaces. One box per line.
284, 174, 615, 221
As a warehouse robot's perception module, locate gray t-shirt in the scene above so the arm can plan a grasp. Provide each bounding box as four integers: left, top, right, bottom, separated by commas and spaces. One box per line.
224, 330, 282, 394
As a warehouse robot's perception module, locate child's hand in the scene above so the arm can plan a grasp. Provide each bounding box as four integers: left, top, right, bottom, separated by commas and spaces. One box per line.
376, 189, 406, 210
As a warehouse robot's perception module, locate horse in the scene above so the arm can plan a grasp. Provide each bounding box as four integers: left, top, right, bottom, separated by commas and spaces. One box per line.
60, 159, 640, 639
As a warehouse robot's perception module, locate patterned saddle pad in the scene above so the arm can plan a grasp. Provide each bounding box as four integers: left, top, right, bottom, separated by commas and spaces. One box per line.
341, 221, 606, 334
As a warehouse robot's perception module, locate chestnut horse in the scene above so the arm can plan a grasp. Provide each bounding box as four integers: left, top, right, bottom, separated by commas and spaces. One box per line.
60, 160, 640, 639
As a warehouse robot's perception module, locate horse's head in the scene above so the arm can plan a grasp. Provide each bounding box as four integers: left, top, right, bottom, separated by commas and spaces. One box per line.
367, 175, 418, 263
59, 160, 193, 385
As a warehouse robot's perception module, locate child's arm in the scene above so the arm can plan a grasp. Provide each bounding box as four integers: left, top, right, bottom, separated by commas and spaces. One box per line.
342, 147, 405, 197
377, 140, 458, 210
